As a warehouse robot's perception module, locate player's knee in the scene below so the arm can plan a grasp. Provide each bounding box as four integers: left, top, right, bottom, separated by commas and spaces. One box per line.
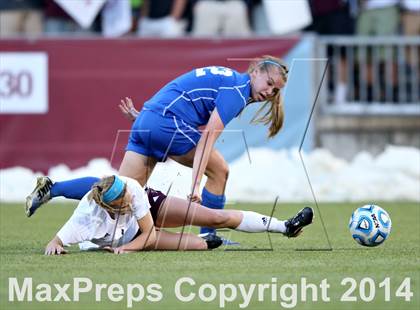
212, 162, 229, 184
221, 162, 229, 181
209, 210, 229, 228
206, 159, 229, 184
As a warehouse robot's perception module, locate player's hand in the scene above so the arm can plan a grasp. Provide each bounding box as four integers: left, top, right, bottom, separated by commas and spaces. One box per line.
119, 97, 139, 122
188, 187, 202, 204
188, 194, 202, 204
45, 240, 67, 255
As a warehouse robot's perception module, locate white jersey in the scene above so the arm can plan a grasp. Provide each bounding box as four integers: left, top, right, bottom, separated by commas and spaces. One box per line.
57, 176, 151, 248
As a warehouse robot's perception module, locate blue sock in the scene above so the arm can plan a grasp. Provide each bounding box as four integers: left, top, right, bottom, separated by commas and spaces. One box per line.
200, 187, 225, 235
50, 177, 100, 200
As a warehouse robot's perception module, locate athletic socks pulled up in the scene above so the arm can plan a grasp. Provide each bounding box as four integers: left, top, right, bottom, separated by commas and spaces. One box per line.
200, 187, 225, 235
236, 211, 286, 233
50, 177, 100, 200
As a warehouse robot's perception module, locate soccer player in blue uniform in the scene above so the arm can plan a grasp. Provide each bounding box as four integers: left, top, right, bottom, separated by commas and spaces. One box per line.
26, 55, 293, 236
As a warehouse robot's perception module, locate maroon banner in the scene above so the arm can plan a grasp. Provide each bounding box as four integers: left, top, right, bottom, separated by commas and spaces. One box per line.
0, 38, 299, 172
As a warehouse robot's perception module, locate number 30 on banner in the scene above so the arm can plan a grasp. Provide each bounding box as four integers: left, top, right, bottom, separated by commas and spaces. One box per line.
0, 71, 33, 98
0, 52, 48, 114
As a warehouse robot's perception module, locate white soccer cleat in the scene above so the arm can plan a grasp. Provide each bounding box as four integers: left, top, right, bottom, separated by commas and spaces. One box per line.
25, 176, 53, 217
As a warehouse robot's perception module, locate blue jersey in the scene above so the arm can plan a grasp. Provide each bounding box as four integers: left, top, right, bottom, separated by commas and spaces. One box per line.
143, 66, 251, 127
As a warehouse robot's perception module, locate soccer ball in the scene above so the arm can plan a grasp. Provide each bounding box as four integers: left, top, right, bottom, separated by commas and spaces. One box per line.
349, 204, 392, 247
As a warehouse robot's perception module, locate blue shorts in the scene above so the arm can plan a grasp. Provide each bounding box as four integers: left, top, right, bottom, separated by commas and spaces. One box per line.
126, 110, 201, 161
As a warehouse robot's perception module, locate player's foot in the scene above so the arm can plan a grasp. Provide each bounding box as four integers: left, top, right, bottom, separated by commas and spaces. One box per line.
284, 207, 314, 238
200, 233, 223, 250
25, 176, 53, 217
199, 232, 240, 246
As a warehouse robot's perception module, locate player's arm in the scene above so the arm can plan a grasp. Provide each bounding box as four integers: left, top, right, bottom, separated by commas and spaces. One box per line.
44, 222, 81, 256
119, 97, 139, 122
45, 211, 91, 255
113, 212, 156, 254
190, 108, 224, 203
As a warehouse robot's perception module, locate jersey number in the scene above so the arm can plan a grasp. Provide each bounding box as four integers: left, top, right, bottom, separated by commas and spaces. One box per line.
195, 66, 233, 77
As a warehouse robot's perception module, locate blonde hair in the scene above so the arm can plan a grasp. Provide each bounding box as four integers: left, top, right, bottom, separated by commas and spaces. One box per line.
88, 176, 132, 215
248, 55, 288, 138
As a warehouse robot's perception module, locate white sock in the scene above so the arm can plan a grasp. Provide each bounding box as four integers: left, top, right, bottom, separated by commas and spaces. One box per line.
235, 211, 286, 233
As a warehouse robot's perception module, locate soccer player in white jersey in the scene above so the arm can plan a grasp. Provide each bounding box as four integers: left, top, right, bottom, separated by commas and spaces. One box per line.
45, 175, 314, 255
28, 56, 289, 237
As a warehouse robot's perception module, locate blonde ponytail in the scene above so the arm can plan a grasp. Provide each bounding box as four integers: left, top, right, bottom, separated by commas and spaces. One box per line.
251, 90, 285, 138
249, 55, 288, 138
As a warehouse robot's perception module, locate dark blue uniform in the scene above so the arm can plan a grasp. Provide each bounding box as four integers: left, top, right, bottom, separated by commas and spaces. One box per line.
127, 66, 251, 161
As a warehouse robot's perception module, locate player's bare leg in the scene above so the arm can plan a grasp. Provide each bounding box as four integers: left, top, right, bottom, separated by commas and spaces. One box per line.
155, 196, 241, 228
156, 196, 314, 237
153, 230, 221, 250
171, 148, 230, 237
118, 151, 157, 186
171, 148, 228, 196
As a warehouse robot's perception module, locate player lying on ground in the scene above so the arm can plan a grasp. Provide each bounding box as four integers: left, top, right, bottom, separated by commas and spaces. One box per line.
43, 175, 314, 255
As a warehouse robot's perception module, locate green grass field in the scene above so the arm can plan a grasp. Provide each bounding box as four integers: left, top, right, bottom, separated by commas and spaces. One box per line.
1, 201, 419, 310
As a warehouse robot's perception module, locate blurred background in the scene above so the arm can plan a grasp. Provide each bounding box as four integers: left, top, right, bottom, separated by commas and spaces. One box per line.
0, 0, 419, 203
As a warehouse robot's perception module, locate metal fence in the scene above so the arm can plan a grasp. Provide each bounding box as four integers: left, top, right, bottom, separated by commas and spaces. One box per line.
316, 36, 420, 115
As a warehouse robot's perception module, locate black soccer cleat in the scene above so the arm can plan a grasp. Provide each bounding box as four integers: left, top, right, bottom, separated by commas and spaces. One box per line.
284, 207, 314, 238
200, 233, 223, 250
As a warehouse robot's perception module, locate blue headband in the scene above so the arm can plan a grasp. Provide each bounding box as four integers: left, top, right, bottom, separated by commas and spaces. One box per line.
259, 60, 282, 68
102, 176, 125, 204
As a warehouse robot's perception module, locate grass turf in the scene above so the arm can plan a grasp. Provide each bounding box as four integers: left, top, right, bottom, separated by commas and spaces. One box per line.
0, 201, 419, 310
